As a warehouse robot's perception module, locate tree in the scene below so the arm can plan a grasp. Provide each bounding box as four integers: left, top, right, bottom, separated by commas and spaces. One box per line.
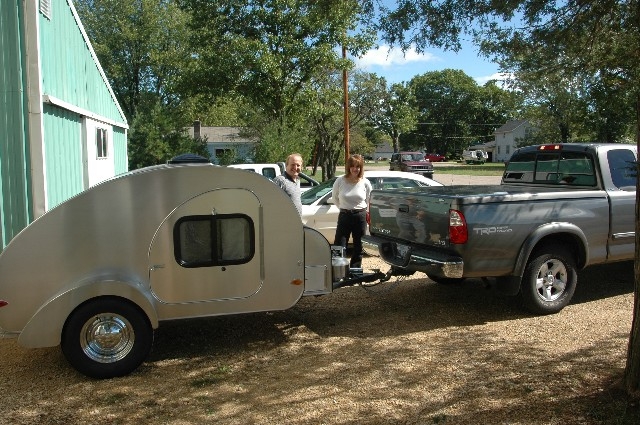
178, 0, 376, 153
76, 0, 206, 168
368, 78, 418, 154
408, 70, 487, 155
379, 0, 640, 398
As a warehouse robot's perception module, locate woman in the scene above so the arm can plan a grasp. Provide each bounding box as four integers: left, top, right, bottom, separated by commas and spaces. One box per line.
331, 154, 372, 268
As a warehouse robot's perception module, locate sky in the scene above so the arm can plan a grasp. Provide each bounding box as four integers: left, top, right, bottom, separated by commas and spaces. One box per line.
356, 0, 512, 86
352, 41, 508, 86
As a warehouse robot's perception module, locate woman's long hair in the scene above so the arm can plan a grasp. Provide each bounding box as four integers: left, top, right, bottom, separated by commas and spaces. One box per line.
344, 154, 364, 179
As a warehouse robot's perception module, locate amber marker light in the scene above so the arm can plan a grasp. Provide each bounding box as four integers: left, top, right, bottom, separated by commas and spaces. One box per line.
291, 279, 303, 286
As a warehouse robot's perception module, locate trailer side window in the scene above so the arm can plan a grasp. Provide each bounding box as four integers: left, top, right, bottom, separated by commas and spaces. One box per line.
174, 214, 255, 267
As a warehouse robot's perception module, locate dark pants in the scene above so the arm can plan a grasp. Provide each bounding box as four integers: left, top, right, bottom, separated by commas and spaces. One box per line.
334, 210, 367, 268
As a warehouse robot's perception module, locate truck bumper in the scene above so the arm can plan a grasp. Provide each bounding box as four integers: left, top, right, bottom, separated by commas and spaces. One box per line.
362, 235, 463, 278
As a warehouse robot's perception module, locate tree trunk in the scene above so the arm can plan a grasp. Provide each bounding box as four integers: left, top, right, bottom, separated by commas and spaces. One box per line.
624, 92, 640, 398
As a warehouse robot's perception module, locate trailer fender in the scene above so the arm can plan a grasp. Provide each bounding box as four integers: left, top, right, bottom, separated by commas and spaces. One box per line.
18, 281, 158, 348
512, 222, 588, 278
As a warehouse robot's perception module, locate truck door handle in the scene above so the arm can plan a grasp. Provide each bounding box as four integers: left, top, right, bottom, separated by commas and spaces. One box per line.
399, 204, 409, 213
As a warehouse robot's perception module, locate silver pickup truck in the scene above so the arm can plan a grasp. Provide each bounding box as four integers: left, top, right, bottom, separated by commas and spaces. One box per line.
363, 143, 637, 315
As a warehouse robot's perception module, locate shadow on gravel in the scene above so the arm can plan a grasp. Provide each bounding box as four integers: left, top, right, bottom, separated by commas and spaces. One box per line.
149, 259, 634, 360
572, 260, 634, 304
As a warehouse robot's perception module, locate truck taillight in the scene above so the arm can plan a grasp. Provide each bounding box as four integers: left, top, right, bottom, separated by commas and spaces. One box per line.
449, 209, 468, 244
0, 300, 7, 308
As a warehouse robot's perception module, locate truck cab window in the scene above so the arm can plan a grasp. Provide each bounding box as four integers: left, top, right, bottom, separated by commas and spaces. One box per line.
174, 214, 255, 267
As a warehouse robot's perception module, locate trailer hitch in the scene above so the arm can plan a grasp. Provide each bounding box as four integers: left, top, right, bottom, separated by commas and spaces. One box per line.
332, 266, 415, 291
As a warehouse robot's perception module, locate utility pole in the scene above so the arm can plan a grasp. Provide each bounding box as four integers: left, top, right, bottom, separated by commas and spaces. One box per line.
342, 44, 350, 162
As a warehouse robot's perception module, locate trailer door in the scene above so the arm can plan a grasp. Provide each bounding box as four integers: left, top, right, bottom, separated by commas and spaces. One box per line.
148, 188, 262, 303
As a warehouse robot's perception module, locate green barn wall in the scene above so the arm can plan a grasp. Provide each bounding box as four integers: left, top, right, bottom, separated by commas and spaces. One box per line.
42, 104, 84, 209
0, 1, 128, 250
38, 1, 128, 207
0, 0, 32, 248
39, 1, 126, 126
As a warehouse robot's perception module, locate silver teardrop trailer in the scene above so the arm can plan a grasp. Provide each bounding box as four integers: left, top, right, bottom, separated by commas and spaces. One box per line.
0, 161, 390, 378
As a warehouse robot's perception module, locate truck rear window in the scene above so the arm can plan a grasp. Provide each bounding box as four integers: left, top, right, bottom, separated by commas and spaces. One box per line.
503, 151, 596, 186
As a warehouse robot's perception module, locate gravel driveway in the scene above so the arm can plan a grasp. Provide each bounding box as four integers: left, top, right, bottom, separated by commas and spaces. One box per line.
0, 168, 636, 425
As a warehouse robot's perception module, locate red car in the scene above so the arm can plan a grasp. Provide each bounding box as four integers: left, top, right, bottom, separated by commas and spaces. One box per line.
424, 153, 446, 162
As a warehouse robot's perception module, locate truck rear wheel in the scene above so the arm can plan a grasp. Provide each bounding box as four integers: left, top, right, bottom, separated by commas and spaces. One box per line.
61, 297, 153, 379
520, 247, 577, 315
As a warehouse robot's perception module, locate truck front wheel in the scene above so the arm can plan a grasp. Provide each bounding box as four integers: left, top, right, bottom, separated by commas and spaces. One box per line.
520, 247, 577, 315
61, 297, 153, 379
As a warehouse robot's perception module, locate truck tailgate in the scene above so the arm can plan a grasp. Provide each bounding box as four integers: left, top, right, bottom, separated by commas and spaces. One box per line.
368, 187, 454, 247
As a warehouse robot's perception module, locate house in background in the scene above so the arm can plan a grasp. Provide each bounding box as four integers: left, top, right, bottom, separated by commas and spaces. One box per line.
493, 120, 532, 162
0, 0, 128, 249
187, 121, 256, 163
367, 140, 394, 161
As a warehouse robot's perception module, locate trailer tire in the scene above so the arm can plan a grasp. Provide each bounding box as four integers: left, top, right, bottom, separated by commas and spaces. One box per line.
61, 297, 153, 379
519, 246, 577, 315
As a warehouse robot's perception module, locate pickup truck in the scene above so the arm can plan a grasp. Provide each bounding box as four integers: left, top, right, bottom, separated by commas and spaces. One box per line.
363, 143, 637, 315
389, 151, 434, 179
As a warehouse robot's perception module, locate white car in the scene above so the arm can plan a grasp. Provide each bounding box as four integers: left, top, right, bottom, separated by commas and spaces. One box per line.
301, 170, 443, 242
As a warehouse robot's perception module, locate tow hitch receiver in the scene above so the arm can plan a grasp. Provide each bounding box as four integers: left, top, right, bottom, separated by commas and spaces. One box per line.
332, 267, 414, 291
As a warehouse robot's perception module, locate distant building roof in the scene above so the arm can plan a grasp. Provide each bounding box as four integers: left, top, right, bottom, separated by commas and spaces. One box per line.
186, 122, 255, 144
373, 141, 393, 153
494, 120, 529, 134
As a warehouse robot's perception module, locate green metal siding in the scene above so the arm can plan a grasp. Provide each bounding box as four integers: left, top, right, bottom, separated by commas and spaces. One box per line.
0, 1, 128, 250
113, 127, 128, 175
38, 1, 128, 207
0, 1, 32, 249
39, 1, 126, 125
42, 103, 84, 209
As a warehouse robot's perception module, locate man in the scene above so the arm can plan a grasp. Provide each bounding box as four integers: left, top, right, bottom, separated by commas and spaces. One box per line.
273, 153, 303, 216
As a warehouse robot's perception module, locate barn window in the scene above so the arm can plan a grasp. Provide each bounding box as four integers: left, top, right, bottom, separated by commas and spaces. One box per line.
96, 128, 108, 159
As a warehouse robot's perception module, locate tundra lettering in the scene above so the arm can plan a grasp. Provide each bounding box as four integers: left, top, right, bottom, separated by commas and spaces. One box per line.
473, 226, 513, 235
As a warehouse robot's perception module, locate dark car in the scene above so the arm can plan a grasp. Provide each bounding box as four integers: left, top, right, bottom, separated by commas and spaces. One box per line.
389, 151, 434, 178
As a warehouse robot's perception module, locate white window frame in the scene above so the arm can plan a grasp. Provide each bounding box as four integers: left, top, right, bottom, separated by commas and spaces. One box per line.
96, 128, 109, 159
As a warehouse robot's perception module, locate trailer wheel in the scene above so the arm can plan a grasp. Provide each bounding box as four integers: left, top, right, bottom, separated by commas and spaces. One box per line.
427, 275, 466, 285
61, 297, 153, 379
520, 246, 577, 315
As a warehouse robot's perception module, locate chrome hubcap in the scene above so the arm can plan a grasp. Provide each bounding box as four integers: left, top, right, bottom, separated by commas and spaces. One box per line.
80, 314, 135, 363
